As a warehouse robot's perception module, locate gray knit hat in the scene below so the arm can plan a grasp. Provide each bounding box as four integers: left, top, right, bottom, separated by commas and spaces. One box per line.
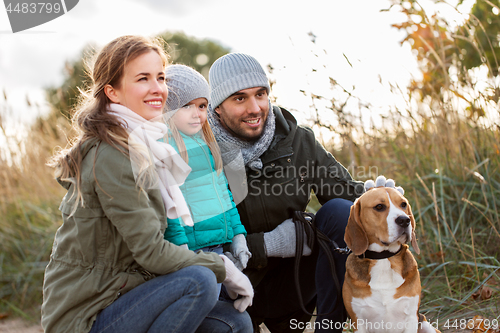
209, 53, 270, 109
164, 64, 210, 113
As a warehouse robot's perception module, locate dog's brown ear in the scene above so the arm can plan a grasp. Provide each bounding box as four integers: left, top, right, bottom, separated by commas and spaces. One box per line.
408, 203, 420, 254
344, 199, 369, 256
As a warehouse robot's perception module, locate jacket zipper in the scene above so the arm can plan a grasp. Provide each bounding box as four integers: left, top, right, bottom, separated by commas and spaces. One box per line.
252, 152, 294, 232
194, 136, 228, 240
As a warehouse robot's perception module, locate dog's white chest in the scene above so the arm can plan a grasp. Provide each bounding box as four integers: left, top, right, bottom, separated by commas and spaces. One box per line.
351, 259, 420, 333
369, 259, 404, 290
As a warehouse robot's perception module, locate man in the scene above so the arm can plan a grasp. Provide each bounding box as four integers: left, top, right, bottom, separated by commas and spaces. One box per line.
207, 52, 363, 332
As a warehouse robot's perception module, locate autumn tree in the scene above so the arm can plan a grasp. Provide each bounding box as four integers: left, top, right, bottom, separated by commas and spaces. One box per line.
456, 0, 500, 76
159, 31, 230, 79
388, 0, 499, 117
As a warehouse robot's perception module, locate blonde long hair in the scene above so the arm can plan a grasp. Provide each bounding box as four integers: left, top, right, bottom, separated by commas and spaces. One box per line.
166, 115, 223, 175
49, 35, 169, 208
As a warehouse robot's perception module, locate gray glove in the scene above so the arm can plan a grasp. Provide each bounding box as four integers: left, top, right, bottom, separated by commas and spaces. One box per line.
230, 234, 252, 270
223, 252, 239, 266
364, 175, 404, 195
263, 219, 312, 258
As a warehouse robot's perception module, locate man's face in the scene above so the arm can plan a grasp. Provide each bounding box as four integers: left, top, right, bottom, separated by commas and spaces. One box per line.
215, 87, 269, 141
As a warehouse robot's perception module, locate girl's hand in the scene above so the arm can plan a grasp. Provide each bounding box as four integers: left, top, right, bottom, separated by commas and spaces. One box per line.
230, 234, 252, 270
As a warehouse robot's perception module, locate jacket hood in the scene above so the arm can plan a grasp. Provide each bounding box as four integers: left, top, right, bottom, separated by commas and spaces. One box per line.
56, 138, 101, 190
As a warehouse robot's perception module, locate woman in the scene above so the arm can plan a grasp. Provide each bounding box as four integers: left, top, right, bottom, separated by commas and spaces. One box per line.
41, 35, 253, 333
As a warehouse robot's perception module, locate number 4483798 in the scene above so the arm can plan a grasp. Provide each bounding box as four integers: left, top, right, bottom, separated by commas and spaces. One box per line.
5, 2, 62, 14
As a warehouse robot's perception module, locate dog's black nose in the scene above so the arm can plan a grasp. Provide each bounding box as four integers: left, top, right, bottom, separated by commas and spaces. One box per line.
395, 216, 410, 227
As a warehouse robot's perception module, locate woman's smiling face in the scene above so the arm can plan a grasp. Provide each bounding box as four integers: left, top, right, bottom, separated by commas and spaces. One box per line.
107, 50, 167, 120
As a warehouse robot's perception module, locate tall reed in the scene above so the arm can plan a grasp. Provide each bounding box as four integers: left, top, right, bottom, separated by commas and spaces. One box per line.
0, 94, 67, 319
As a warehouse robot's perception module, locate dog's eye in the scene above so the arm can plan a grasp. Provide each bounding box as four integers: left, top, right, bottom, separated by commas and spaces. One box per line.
401, 202, 407, 209
374, 204, 386, 212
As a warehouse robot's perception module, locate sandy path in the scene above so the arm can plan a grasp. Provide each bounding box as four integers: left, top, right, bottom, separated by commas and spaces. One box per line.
0, 319, 43, 333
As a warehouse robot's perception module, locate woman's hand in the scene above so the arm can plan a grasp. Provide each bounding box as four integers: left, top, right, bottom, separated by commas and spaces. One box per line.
219, 254, 254, 312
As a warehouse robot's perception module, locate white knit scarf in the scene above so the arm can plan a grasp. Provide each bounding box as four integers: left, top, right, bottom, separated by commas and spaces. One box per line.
108, 103, 194, 226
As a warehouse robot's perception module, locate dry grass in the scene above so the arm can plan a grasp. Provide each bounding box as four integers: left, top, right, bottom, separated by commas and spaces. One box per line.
0, 100, 68, 319
300, 39, 500, 333
295, 3, 500, 328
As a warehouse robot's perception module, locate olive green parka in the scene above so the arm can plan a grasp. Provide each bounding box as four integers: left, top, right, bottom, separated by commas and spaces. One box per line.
41, 140, 225, 333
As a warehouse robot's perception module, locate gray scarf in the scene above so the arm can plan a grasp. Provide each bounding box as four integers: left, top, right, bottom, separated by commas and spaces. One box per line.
208, 100, 275, 170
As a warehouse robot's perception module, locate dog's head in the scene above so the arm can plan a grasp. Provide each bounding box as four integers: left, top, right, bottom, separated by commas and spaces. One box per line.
344, 187, 420, 256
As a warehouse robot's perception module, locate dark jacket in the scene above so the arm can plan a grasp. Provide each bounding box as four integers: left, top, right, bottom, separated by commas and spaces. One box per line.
239, 106, 364, 283
41, 140, 225, 333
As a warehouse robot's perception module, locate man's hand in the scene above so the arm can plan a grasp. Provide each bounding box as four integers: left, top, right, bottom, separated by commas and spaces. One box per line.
263, 219, 312, 258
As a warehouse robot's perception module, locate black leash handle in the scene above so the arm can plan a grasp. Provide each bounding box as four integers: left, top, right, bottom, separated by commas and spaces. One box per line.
293, 211, 348, 317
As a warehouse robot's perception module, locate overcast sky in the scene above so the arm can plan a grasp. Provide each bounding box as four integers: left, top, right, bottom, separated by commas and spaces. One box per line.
0, 0, 473, 129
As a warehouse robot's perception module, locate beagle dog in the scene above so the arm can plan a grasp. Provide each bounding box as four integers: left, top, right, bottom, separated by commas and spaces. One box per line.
342, 183, 440, 333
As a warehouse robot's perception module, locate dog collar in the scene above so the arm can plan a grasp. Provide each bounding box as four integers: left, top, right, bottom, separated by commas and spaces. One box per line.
358, 245, 403, 260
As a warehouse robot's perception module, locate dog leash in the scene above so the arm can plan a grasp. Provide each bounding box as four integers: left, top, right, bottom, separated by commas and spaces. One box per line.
293, 211, 350, 317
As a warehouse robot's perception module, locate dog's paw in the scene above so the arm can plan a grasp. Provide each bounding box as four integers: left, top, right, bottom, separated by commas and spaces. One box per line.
364, 180, 375, 191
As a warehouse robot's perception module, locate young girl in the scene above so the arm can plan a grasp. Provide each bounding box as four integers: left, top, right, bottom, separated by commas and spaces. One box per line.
162, 64, 251, 271
41, 36, 253, 333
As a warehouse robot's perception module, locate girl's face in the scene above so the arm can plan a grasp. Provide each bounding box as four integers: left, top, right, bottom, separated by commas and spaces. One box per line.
171, 97, 208, 135
107, 50, 167, 120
